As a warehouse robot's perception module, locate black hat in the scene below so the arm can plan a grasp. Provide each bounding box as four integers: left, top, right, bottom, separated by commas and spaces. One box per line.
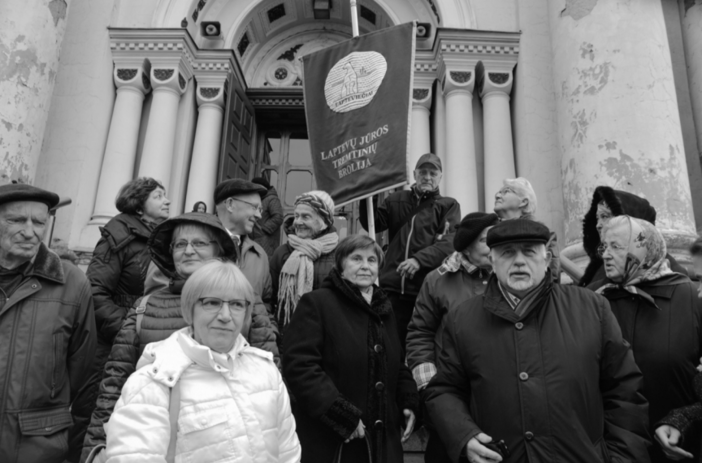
415, 153, 442, 171
453, 212, 499, 251
214, 179, 267, 205
486, 219, 551, 248
0, 183, 60, 209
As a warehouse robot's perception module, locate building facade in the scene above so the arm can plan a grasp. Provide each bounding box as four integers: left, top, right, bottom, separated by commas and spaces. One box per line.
2, 0, 702, 268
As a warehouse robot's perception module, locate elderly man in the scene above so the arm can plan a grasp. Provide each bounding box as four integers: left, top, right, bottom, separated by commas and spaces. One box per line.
425, 219, 650, 463
0, 184, 96, 463
269, 190, 338, 342
361, 153, 460, 349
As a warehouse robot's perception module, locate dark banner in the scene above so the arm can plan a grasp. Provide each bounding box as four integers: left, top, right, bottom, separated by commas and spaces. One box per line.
302, 22, 415, 207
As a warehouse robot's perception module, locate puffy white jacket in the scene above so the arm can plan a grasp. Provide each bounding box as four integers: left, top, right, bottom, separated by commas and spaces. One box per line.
104, 328, 301, 463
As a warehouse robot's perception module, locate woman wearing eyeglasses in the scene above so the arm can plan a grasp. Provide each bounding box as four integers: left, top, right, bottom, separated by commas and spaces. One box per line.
588, 215, 702, 463
81, 213, 279, 462
103, 261, 301, 462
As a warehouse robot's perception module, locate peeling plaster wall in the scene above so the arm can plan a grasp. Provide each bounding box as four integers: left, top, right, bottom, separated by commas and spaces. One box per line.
0, 0, 71, 184
34, 0, 116, 250
548, 0, 696, 247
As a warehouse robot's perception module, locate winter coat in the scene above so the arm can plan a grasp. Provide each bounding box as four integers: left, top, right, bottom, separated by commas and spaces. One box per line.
283, 269, 419, 463
360, 186, 461, 296
657, 372, 702, 462
0, 244, 97, 463
252, 187, 284, 256
87, 213, 153, 343
589, 274, 702, 462
580, 186, 687, 287
104, 328, 300, 463
424, 274, 651, 463
239, 235, 274, 317
80, 213, 279, 462
406, 263, 490, 389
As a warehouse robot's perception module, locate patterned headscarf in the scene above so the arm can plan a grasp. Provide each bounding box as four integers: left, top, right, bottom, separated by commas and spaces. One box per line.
294, 190, 335, 227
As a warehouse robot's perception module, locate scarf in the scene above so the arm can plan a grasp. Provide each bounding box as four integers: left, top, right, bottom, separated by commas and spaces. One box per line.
278, 231, 339, 325
437, 251, 490, 277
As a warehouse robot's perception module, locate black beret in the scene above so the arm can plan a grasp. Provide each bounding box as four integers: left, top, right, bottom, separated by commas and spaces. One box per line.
213, 179, 267, 205
0, 183, 60, 209
453, 212, 499, 251
487, 219, 551, 248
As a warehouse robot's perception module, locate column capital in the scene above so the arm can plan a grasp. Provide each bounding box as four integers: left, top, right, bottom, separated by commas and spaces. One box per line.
113, 58, 152, 94
480, 66, 515, 98
150, 61, 190, 96
195, 79, 227, 108
193, 51, 238, 108
441, 67, 476, 95
412, 87, 433, 110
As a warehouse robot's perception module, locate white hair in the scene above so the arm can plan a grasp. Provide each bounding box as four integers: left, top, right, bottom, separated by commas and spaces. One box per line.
503, 178, 537, 216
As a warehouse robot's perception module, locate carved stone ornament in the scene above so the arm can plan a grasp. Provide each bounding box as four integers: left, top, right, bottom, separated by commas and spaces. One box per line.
413, 88, 430, 100
200, 87, 221, 99
116, 69, 138, 82
179, 73, 186, 89
142, 72, 151, 91
153, 69, 175, 81
450, 71, 472, 84
489, 72, 510, 85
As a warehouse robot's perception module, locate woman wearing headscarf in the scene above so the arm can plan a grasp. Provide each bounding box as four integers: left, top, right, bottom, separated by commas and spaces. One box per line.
283, 235, 418, 463
81, 212, 278, 462
103, 261, 300, 462
406, 212, 498, 463
588, 215, 702, 462
269, 190, 339, 343
579, 186, 686, 287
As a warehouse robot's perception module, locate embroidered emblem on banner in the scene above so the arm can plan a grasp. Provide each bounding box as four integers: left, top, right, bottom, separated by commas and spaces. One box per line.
324, 52, 387, 113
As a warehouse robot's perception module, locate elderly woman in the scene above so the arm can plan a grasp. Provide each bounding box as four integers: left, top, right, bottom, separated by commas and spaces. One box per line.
588, 215, 702, 462
283, 235, 419, 463
270, 190, 339, 340
406, 212, 498, 463
103, 261, 300, 462
81, 212, 278, 462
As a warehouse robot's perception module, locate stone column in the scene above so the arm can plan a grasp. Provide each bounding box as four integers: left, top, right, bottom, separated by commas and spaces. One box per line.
90, 62, 151, 225
138, 65, 189, 190
551, 0, 697, 263
433, 83, 448, 194
184, 79, 227, 212
410, 88, 432, 171
681, 0, 702, 216
481, 68, 516, 203
442, 67, 479, 214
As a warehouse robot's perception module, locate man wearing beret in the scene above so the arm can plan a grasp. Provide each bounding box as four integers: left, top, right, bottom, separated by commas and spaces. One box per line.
360, 153, 460, 350
424, 219, 650, 463
0, 184, 97, 463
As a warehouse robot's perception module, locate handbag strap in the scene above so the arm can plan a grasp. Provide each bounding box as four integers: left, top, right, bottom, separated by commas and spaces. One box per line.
334, 434, 373, 463
135, 294, 151, 336
166, 380, 181, 463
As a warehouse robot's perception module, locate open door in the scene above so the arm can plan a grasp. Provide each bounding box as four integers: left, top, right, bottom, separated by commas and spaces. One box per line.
218, 74, 256, 181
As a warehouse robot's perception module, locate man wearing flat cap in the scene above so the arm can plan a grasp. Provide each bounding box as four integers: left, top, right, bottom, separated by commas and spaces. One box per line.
0, 184, 97, 463
424, 219, 650, 463
360, 153, 460, 350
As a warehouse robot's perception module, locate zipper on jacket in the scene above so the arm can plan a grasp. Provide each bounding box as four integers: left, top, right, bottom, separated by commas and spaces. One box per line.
402, 194, 422, 295
51, 335, 57, 399
0, 309, 21, 437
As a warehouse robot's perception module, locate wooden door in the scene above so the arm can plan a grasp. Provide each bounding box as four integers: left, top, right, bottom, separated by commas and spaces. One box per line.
218, 74, 255, 181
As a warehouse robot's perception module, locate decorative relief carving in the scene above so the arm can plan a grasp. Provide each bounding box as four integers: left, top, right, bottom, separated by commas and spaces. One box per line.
142, 72, 151, 91
237, 33, 250, 57
293, 77, 302, 87
278, 44, 303, 62
116, 69, 138, 81
489, 73, 510, 84
200, 87, 220, 99
425, 0, 441, 23
450, 71, 472, 84
192, 9, 199, 22
179, 73, 186, 89
274, 68, 288, 80
413, 89, 430, 100
267, 4, 286, 23
154, 69, 175, 81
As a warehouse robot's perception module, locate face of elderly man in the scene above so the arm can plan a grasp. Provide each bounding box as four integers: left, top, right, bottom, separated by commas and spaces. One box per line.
490, 242, 550, 297
0, 201, 49, 268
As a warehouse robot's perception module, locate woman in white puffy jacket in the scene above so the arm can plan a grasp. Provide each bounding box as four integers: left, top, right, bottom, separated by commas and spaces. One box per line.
103, 260, 301, 463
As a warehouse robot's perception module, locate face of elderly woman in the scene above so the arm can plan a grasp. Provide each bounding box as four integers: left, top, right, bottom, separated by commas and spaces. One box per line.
294, 204, 326, 239
192, 287, 247, 353
172, 226, 218, 278
142, 187, 170, 223
601, 223, 629, 282
462, 226, 493, 269
341, 246, 378, 290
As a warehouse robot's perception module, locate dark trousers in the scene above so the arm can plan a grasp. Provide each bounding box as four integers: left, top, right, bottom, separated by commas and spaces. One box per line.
425, 428, 452, 463
387, 291, 417, 353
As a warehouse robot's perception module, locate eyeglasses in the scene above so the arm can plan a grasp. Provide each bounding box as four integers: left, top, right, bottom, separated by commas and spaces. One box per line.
170, 240, 216, 253
597, 242, 626, 257
228, 197, 263, 213
496, 187, 516, 197
198, 297, 250, 314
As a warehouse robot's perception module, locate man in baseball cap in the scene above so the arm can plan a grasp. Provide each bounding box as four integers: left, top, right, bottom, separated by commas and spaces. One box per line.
424, 218, 649, 463
0, 183, 97, 462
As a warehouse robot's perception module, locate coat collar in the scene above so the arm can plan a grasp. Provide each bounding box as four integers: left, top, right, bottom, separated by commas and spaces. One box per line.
482, 272, 554, 322
24, 243, 65, 285
325, 268, 392, 318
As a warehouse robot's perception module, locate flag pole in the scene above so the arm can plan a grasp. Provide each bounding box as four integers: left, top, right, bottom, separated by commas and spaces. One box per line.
349, 0, 376, 240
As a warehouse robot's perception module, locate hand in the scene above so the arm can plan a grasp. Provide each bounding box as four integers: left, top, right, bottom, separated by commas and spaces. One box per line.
397, 258, 420, 279
466, 433, 503, 463
401, 409, 416, 443
697, 357, 702, 373
345, 420, 365, 443
655, 425, 693, 460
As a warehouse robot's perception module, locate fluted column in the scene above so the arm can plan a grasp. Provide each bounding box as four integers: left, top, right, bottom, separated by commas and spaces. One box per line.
90, 62, 151, 224
138, 65, 189, 190
410, 88, 432, 170
681, 1, 702, 206
481, 68, 516, 203
185, 79, 227, 212
442, 68, 478, 214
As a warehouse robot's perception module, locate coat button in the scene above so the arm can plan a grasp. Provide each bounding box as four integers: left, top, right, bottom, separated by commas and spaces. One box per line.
374, 344, 383, 353
519, 372, 529, 381
375, 381, 385, 391
515, 322, 524, 330
45, 426, 52, 431
525, 431, 534, 441
153, 368, 158, 373
374, 420, 384, 429
32, 284, 38, 289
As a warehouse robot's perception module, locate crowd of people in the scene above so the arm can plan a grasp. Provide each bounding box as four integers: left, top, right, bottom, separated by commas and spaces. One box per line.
1, 151, 702, 463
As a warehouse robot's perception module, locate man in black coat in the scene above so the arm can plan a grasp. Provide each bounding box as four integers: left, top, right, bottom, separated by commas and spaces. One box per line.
424, 219, 650, 463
